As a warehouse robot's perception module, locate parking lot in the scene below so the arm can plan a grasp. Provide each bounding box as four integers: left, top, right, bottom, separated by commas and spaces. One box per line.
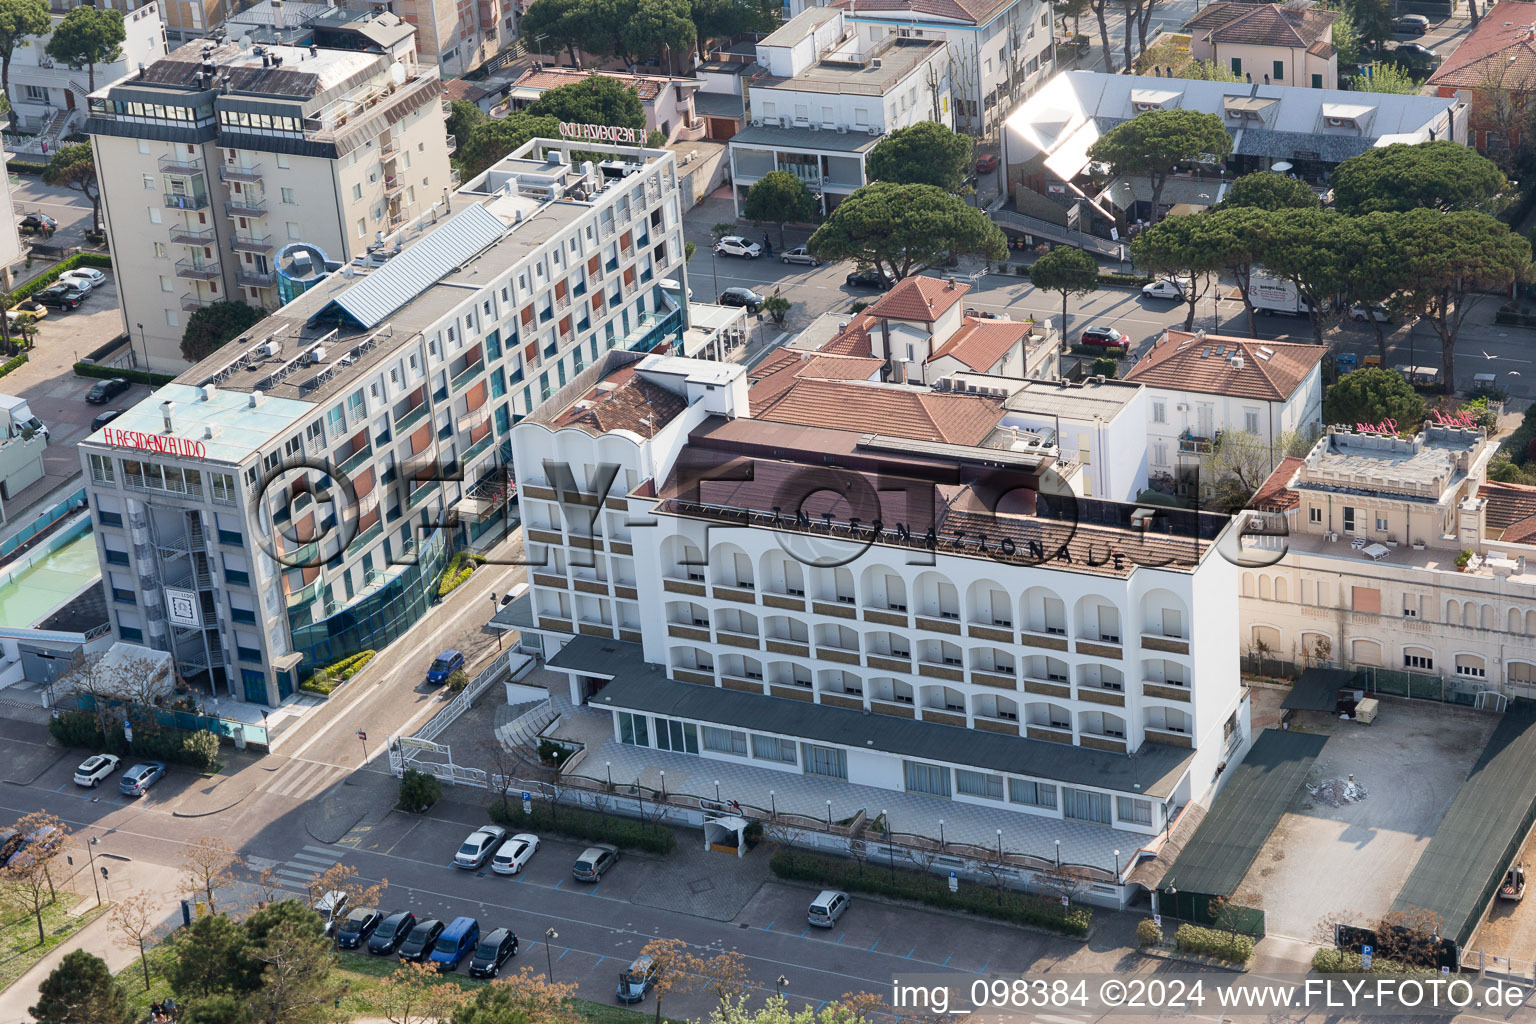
1232, 699, 1499, 940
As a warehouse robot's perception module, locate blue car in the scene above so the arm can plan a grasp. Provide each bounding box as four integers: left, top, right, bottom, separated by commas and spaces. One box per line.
427, 649, 464, 686
429, 915, 479, 972
119, 761, 166, 796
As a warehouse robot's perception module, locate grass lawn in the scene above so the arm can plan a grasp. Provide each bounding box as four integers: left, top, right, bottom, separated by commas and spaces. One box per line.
0, 891, 108, 995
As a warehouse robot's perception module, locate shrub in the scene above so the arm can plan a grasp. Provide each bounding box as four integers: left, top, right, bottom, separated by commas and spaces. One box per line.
48, 709, 221, 771
1456, 549, 1473, 569
300, 650, 376, 695
850, 300, 871, 313
1137, 917, 1161, 947
1069, 345, 1127, 357
488, 801, 678, 854
180, 729, 222, 772
445, 669, 470, 693
537, 738, 571, 765
7, 252, 114, 305
1174, 923, 1253, 965
397, 768, 442, 813
73, 362, 177, 387
0, 353, 27, 381
769, 847, 1091, 936
436, 551, 483, 599
1089, 357, 1118, 378
1311, 948, 1433, 975
8, 159, 47, 175
1099, 272, 1152, 287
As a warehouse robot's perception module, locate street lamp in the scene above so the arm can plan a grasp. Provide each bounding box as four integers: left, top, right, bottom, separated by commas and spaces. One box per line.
938, 819, 945, 848
1054, 839, 1061, 866
134, 322, 148, 372
86, 836, 101, 906
769, 789, 775, 818
605, 760, 613, 788
775, 975, 788, 998
825, 800, 832, 829
544, 927, 558, 979
1114, 849, 1121, 880
714, 780, 721, 803
996, 829, 1003, 860
659, 770, 666, 799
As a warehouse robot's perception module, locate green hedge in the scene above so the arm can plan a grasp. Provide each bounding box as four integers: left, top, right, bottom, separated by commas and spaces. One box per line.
73, 362, 177, 387
301, 650, 376, 695
1174, 924, 1254, 965
488, 800, 678, 854
1069, 345, 1128, 357
48, 708, 222, 772
8, 159, 47, 176
1310, 948, 1435, 976
8, 252, 113, 306
0, 353, 26, 381
769, 847, 1091, 936
436, 551, 484, 599
1100, 272, 1151, 287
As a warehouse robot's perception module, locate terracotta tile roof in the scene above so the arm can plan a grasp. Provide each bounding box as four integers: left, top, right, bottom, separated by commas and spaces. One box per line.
828, 0, 1018, 28
928, 317, 1030, 372
817, 314, 877, 357
866, 276, 971, 323
1250, 456, 1304, 512
1480, 479, 1536, 541
1429, 2, 1536, 90
750, 378, 1005, 444
443, 78, 493, 103
555, 373, 687, 435
1123, 331, 1324, 402
1186, 0, 1336, 49
510, 67, 677, 102
1307, 38, 1337, 58
747, 350, 885, 407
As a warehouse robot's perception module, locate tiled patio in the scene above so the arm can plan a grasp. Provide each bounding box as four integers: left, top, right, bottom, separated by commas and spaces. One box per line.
537, 671, 1159, 875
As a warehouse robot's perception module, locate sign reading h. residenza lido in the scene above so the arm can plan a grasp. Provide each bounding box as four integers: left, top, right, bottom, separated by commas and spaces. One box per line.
558, 121, 642, 144
101, 427, 207, 459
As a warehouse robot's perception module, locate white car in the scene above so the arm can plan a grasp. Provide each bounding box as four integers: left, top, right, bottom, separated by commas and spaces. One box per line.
454, 824, 508, 869
1141, 279, 1185, 300
490, 833, 541, 875
73, 754, 120, 787
59, 268, 105, 293
714, 236, 761, 259
1350, 304, 1391, 323
314, 889, 347, 935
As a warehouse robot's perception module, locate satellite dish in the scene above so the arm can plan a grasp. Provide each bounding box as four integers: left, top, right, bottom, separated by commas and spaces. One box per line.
390, 61, 406, 86
238, 34, 253, 48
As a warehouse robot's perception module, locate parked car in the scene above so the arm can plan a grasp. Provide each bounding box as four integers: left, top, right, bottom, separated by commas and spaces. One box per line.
8, 298, 47, 321
1392, 13, 1429, 33
1392, 42, 1438, 64
1350, 304, 1391, 323
0, 828, 19, 868
368, 911, 418, 956
454, 825, 508, 869
119, 761, 166, 796
490, 833, 540, 875
616, 954, 662, 1002
717, 287, 765, 314
91, 409, 125, 432
1141, 279, 1184, 300
780, 247, 820, 266
714, 236, 761, 259
37, 283, 85, 310
1080, 325, 1130, 348
975, 153, 999, 173
73, 754, 120, 788
314, 890, 347, 936
426, 649, 463, 685
335, 908, 383, 950
1335, 352, 1359, 372
467, 927, 519, 978
18, 213, 57, 235
845, 267, 893, 290
572, 843, 619, 882
59, 267, 106, 292
430, 916, 480, 973
86, 378, 130, 404
807, 890, 850, 928
398, 918, 444, 962
7, 826, 62, 869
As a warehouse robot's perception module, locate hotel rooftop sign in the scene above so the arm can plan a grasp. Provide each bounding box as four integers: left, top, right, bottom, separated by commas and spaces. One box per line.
559, 121, 643, 144
101, 427, 208, 459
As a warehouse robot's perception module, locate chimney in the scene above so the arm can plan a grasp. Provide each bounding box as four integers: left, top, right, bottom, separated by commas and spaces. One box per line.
161, 400, 176, 434
945, 276, 956, 289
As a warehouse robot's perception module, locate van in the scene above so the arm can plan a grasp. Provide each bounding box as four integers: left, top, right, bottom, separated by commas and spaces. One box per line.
1473, 373, 1499, 395
429, 916, 480, 973
616, 954, 662, 1002
1362, 354, 1383, 369
807, 889, 849, 928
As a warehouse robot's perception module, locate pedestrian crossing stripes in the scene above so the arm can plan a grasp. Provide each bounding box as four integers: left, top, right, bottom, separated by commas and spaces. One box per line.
263, 759, 349, 801
268, 845, 343, 894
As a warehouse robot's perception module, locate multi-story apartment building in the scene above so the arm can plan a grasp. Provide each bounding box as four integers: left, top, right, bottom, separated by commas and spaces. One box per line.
86, 29, 451, 371
727, 8, 950, 215
511, 347, 1249, 847
100, 0, 220, 47
78, 137, 689, 706
1243, 422, 1536, 698
6, 2, 165, 136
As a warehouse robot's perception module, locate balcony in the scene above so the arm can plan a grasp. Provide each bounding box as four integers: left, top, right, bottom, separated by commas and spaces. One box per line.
865, 653, 910, 673
973, 713, 1020, 736
764, 638, 809, 658
1026, 722, 1074, 745
180, 293, 212, 311
1076, 637, 1123, 659
1019, 626, 1070, 651
1080, 733, 1128, 754
870, 697, 916, 718
450, 360, 485, 392
810, 599, 857, 619
164, 193, 211, 211
230, 233, 274, 253
395, 401, 428, 432
1142, 632, 1191, 655
169, 225, 216, 245
922, 707, 968, 728
338, 445, 373, 476
220, 164, 263, 183
863, 607, 907, 626
915, 614, 964, 635
1023, 677, 1071, 698
1145, 726, 1193, 749
667, 623, 711, 642
713, 584, 755, 604
918, 661, 964, 682
446, 135, 458, 155
971, 669, 1017, 689
384, 175, 405, 198
762, 592, 805, 611
1077, 685, 1126, 707
407, 480, 440, 508
225, 196, 268, 217
158, 154, 204, 174
716, 629, 759, 649
462, 432, 495, 464
174, 259, 221, 281
662, 576, 706, 597
1143, 680, 1192, 702
816, 646, 860, 666
1178, 429, 1220, 455
969, 622, 1015, 643
236, 267, 276, 288
381, 138, 399, 160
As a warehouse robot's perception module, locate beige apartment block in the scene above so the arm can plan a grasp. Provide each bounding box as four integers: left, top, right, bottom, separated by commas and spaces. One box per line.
87, 30, 451, 371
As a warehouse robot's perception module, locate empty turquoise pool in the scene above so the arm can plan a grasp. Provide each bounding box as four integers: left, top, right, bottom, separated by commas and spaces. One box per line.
0, 516, 100, 629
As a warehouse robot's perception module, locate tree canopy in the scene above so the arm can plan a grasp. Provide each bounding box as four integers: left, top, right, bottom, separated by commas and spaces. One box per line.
446, 98, 485, 149
518, 0, 593, 65
30, 951, 130, 1024
1086, 108, 1232, 222
807, 182, 1006, 282
44, 5, 124, 90
866, 120, 973, 192
1219, 170, 1320, 211
0, 0, 50, 128
1322, 367, 1427, 429
1348, 60, 1423, 95
1332, 140, 1509, 215
742, 171, 819, 247
526, 75, 644, 130
1252, 207, 1354, 343
1131, 213, 1226, 329
459, 112, 563, 177
1027, 246, 1100, 341
182, 300, 264, 363
690, 0, 773, 59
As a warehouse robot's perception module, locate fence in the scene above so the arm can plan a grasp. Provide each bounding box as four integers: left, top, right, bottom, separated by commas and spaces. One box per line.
414, 649, 524, 743
1158, 889, 1266, 938
1241, 657, 1496, 708
74, 694, 269, 748
0, 487, 86, 563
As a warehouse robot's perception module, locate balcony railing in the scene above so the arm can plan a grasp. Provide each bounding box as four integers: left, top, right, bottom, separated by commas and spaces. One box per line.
225, 197, 268, 217
230, 233, 274, 253
384, 175, 405, 198
338, 445, 373, 476
169, 225, 216, 245
450, 361, 484, 392
174, 259, 221, 281
446, 136, 457, 155
158, 154, 204, 174
1179, 429, 1220, 455
164, 193, 211, 211
219, 164, 263, 183
462, 432, 495, 464
236, 267, 276, 288
180, 293, 212, 311
395, 402, 428, 432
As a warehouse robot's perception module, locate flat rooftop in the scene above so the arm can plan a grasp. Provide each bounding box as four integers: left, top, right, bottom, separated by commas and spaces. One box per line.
1298, 425, 1485, 501
83, 383, 311, 465
754, 38, 946, 95
1005, 376, 1144, 420
127, 40, 380, 100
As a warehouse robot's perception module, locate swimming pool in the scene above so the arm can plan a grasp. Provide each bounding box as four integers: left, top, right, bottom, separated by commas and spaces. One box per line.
0, 515, 101, 629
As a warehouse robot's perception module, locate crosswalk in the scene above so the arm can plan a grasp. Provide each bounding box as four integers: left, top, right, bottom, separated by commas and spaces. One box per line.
267, 844, 344, 894
263, 759, 349, 801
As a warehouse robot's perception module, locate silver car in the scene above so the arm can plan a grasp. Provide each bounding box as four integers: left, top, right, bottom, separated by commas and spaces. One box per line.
780, 246, 820, 266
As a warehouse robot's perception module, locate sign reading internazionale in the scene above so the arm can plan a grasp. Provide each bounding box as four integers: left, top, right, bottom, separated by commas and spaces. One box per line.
558, 121, 642, 144
101, 427, 208, 459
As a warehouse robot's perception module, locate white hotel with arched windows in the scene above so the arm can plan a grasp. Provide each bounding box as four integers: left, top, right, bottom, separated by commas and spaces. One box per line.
509, 346, 1252, 847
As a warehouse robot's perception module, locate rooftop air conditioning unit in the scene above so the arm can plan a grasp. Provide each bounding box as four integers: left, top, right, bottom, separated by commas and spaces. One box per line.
1327, 117, 1348, 127
867, 126, 880, 135
836, 124, 848, 133
809, 123, 819, 131
780, 116, 791, 127
751, 118, 763, 127
872, 57, 882, 68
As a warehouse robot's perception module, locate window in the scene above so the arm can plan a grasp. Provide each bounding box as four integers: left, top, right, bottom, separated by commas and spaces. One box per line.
352, 183, 363, 200
143, 173, 156, 190
160, 275, 173, 293
903, 760, 950, 796
281, 187, 297, 204
356, 217, 367, 237
955, 769, 1004, 800
1151, 442, 1167, 467
1273, 60, 1285, 81
287, 221, 301, 240
1403, 596, 1419, 618
1152, 400, 1166, 424
1376, 515, 1389, 532
654, 718, 698, 754
1311, 73, 1323, 89
751, 734, 797, 764
702, 726, 747, 755
1342, 506, 1355, 533
1455, 654, 1486, 678
153, 242, 168, 258
617, 712, 649, 746
165, 310, 179, 328
277, 154, 290, 169
89, 453, 114, 483
1309, 507, 1322, 524
105, 547, 130, 565
1230, 57, 1242, 76
802, 744, 847, 779
1404, 649, 1434, 670
1008, 778, 1057, 809
1117, 796, 1152, 824
1244, 409, 1260, 433
23, 85, 46, 102
1061, 787, 1112, 824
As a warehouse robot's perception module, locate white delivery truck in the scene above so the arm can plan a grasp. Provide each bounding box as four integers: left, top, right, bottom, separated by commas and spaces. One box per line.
1250, 270, 1315, 317
0, 394, 47, 440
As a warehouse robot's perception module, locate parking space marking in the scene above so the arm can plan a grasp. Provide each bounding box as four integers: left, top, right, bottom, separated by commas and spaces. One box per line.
764, 920, 773, 930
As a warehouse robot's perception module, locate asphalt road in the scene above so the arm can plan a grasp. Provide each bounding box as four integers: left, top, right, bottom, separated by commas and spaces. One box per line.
10, 174, 97, 249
